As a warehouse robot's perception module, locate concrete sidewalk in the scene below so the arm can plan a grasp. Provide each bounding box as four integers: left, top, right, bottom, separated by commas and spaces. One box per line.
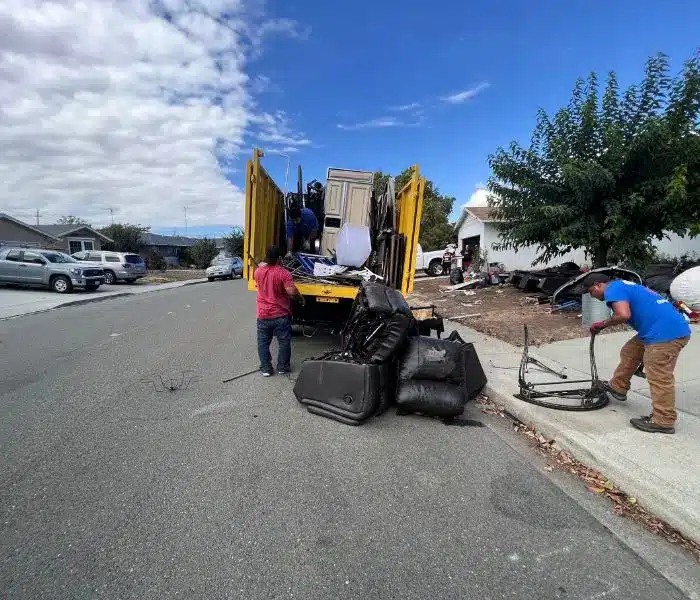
448, 320, 700, 542
0, 279, 207, 320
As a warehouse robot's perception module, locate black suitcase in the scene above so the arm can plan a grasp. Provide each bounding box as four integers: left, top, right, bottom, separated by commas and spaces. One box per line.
293, 359, 392, 425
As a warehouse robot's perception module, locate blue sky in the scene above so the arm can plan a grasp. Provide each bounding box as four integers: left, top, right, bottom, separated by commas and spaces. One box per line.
4, 0, 695, 235
192, 0, 698, 233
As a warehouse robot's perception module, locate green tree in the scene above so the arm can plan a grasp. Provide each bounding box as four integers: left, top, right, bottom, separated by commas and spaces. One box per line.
222, 226, 244, 257
58, 215, 90, 226
373, 168, 456, 251
100, 223, 149, 253
189, 238, 218, 269
488, 52, 700, 267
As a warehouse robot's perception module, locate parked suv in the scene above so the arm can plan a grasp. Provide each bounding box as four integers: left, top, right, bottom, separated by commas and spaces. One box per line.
0, 248, 105, 293
72, 251, 147, 284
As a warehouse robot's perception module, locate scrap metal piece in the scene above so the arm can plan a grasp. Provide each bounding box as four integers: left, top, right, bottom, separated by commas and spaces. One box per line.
141, 370, 201, 393
515, 325, 608, 411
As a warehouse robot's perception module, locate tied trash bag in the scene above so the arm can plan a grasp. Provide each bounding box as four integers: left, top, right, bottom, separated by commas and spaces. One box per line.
396, 381, 466, 418
398, 336, 466, 385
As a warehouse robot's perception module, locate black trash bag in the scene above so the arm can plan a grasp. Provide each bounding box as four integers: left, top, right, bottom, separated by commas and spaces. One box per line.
443, 330, 487, 401
398, 336, 466, 385
365, 313, 412, 363
449, 268, 464, 285
396, 380, 466, 418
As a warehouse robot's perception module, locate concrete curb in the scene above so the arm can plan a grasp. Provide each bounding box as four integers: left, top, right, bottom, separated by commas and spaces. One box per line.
482, 373, 700, 544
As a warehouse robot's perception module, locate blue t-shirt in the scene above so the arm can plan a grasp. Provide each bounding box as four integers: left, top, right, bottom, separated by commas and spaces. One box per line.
604, 280, 691, 344
286, 207, 318, 240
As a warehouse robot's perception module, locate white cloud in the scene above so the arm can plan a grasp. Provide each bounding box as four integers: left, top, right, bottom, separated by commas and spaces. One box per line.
442, 82, 490, 104
390, 102, 421, 112
0, 0, 308, 228
464, 185, 489, 207
337, 116, 424, 131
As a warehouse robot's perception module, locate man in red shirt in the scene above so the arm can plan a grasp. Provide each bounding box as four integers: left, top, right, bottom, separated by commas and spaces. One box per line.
254, 245, 302, 376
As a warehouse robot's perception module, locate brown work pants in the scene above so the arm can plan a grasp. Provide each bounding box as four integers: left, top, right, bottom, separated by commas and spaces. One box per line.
609, 335, 690, 427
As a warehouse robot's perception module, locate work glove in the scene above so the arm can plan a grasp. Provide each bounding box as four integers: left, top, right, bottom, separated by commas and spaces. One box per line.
590, 321, 607, 334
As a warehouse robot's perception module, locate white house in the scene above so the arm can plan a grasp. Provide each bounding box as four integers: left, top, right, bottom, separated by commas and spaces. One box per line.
454, 206, 700, 271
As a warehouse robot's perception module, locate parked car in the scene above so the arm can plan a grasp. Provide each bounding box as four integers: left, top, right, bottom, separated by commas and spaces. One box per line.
72, 250, 147, 284
0, 247, 105, 293
206, 256, 243, 281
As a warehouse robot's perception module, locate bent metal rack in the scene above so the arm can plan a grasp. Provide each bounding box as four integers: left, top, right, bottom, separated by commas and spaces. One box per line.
515, 325, 608, 411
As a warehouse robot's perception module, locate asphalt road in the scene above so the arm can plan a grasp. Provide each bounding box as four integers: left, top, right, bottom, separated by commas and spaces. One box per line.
0, 281, 692, 599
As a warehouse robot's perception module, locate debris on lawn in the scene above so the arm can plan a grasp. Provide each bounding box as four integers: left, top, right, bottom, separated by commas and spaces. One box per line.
475, 394, 700, 561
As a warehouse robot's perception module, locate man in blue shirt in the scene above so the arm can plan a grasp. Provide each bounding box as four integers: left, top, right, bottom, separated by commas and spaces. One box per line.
588, 275, 692, 434
286, 205, 318, 256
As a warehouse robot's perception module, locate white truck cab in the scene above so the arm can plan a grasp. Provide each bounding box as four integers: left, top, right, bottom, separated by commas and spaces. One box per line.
415, 244, 452, 276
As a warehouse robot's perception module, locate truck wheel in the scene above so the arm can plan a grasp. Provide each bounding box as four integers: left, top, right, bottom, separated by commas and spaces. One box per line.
427, 259, 444, 276
104, 270, 116, 285
51, 275, 73, 294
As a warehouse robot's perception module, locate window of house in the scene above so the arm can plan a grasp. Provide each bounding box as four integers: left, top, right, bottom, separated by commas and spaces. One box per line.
68, 239, 95, 254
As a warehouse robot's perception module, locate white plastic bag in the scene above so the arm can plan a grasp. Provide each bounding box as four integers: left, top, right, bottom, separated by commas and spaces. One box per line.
335, 225, 371, 267
670, 266, 700, 310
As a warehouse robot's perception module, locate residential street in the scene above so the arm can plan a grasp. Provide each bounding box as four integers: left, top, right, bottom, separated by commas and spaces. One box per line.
0, 282, 695, 600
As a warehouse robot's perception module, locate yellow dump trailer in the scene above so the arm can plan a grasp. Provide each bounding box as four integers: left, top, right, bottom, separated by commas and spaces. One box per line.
243, 149, 425, 327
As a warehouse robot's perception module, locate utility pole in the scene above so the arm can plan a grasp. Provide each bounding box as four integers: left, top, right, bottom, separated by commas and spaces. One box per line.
35, 209, 40, 225
109, 207, 114, 225
184, 206, 188, 235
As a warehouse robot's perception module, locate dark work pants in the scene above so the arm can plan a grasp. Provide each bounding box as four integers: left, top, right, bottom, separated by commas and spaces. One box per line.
257, 316, 292, 372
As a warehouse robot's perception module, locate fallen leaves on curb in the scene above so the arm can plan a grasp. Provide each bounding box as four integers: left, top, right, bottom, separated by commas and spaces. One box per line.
475, 394, 700, 562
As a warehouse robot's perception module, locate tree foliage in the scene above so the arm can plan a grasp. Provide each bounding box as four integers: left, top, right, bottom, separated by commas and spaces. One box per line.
100, 223, 149, 253
374, 168, 456, 251
188, 238, 218, 269
488, 52, 700, 267
58, 215, 90, 226
222, 226, 244, 257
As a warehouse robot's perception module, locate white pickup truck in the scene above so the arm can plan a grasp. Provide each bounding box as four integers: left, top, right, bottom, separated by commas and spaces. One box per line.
415, 244, 455, 276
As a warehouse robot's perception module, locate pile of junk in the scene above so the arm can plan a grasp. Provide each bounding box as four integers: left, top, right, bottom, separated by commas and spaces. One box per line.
293, 281, 488, 426
506, 258, 700, 318
279, 169, 416, 291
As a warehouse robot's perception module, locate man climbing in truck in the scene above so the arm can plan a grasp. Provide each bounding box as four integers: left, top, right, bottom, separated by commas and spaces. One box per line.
286, 205, 319, 256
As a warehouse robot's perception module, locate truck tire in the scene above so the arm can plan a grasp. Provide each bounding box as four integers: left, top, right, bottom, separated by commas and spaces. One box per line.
51, 275, 73, 294
104, 270, 116, 285
427, 259, 444, 276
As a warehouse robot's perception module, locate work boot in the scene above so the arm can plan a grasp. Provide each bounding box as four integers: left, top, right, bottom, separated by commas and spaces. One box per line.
630, 414, 675, 434
604, 383, 627, 402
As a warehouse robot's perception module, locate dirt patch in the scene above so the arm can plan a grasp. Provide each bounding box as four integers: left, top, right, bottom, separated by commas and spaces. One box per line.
408, 278, 628, 347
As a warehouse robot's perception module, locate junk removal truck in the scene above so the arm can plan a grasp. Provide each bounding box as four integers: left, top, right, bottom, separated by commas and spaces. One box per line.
242, 148, 489, 427
243, 149, 426, 328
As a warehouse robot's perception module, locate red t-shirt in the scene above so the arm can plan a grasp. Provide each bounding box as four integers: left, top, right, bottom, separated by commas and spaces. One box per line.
254, 264, 294, 319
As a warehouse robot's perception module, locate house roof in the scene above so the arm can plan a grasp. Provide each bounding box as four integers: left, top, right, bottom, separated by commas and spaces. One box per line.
34, 224, 113, 242
454, 206, 499, 231
0, 213, 60, 240
142, 232, 199, 247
